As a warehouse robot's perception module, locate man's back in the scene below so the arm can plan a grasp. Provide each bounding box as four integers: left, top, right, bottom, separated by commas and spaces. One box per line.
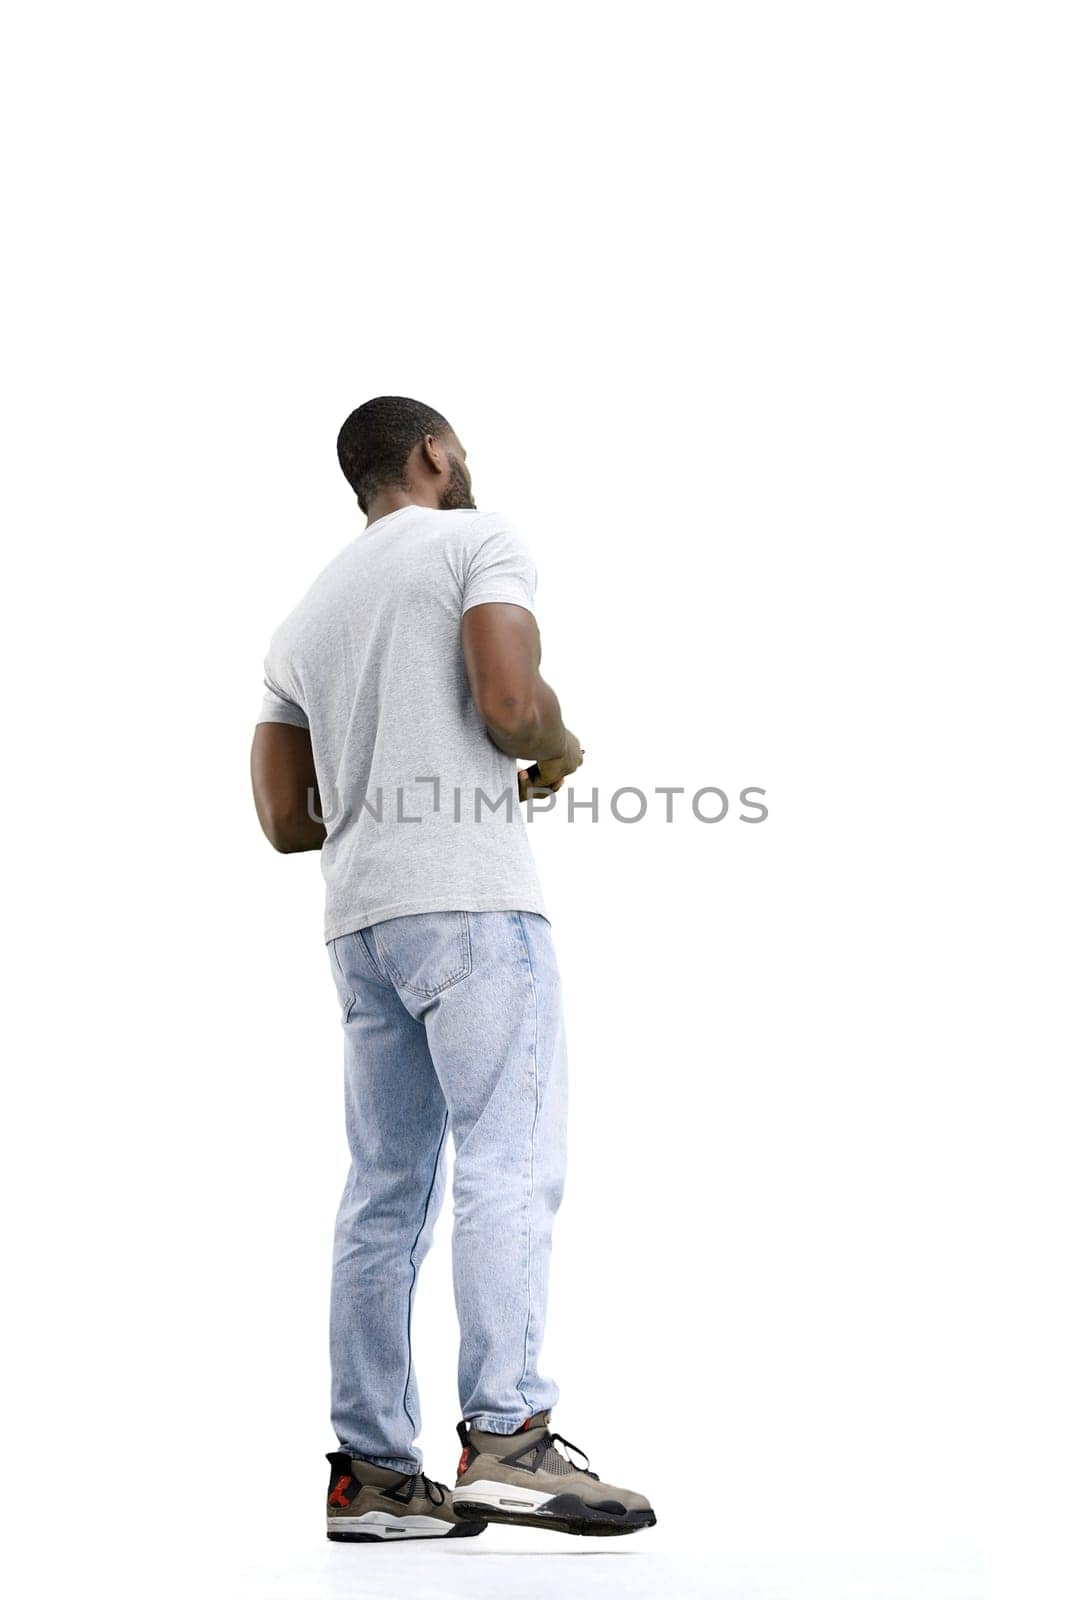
259, 504, 547, 940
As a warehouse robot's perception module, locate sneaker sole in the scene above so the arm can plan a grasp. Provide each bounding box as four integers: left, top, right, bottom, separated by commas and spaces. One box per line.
327, 1512, 486, 1542
453, 1486, 655, 1538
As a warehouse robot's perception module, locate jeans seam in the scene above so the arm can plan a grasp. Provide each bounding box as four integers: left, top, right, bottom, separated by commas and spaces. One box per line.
515, 912, 540, 1411
327, 940, 357, 1018
401, 1112, 449, 1435
357, 928, 390, 985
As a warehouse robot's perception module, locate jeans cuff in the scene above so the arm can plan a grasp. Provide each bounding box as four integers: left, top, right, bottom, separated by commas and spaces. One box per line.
465, 1412, 536, 1435
341, 1448, 420, 1475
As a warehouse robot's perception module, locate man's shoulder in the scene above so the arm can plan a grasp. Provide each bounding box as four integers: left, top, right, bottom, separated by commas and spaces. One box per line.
446, 508, 530, 558
440, 507, 520, 540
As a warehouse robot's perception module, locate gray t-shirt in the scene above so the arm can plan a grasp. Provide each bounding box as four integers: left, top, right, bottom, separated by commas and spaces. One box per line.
257, 505, 548, 941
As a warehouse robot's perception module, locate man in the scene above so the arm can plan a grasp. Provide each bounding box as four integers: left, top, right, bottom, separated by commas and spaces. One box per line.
251, 395, 655, 1542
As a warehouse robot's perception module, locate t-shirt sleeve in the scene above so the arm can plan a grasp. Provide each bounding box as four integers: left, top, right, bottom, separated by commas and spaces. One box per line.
461, 520, 537, 617
257, 669, 310, 729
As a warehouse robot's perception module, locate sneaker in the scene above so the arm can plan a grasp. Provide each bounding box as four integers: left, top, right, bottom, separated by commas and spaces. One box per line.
326, 1451, 488, 1542
451, 1412, 656, 1537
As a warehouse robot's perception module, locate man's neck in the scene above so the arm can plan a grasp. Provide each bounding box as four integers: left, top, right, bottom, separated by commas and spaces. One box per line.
365, 491, 439, 526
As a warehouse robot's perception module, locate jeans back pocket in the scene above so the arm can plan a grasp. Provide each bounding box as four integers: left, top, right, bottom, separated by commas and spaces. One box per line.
369, 911, 472, 997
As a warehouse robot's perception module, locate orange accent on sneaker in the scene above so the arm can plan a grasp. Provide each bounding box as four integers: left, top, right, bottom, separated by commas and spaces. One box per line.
457, 1447, 471, 1476
328, 1475, 353, 1507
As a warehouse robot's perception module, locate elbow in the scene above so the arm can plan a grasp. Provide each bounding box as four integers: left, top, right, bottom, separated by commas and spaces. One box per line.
268, 829, 300, 854
258, 806, 303, 853
480, 695, 541, 748
263, 820, 293, 853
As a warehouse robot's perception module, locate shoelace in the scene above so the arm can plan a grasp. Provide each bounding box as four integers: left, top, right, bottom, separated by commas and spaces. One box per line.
524, 1430, 601, 1481
393, 1472, 447, 1506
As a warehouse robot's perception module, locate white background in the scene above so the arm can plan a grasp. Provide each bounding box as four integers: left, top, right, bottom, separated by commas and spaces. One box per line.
4, 4, 1063, 1597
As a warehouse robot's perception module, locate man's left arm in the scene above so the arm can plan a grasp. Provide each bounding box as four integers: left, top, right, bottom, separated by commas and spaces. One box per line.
251, 722, 327, 853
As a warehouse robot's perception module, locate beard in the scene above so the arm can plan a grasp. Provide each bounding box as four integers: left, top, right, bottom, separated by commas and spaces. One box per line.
437, 454, 476, 510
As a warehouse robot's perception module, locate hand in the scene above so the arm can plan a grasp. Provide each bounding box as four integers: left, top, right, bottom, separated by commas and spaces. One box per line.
518, 765, 566, 802
531, 731, 583, 790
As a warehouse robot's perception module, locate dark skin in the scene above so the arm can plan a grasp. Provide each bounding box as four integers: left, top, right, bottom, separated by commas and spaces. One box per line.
251, 428, 581, 852
250, 722, 327, 854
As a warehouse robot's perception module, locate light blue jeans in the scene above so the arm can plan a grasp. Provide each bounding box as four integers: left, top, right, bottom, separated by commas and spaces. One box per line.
326, 909, 568, 1473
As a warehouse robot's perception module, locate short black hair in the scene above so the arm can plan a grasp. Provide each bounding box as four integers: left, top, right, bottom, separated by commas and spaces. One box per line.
336, 395, 455, 511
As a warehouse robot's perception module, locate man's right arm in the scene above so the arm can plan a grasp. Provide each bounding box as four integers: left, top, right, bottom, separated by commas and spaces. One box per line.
461, 602, 582, 781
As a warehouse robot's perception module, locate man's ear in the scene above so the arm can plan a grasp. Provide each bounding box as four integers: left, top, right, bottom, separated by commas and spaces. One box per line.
422, 433, 449, 477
